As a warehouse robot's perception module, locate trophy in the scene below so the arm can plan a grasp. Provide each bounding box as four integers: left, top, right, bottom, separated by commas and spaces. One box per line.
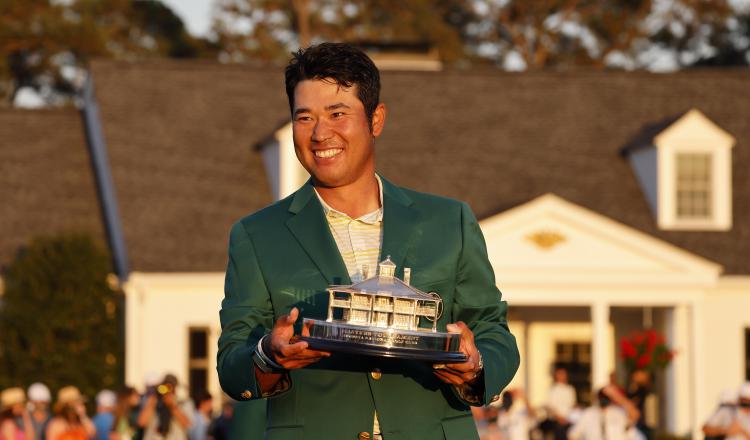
302, 257, 467, 362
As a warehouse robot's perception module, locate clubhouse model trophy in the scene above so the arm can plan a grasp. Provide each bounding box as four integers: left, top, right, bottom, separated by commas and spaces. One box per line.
302, 257, 467, 362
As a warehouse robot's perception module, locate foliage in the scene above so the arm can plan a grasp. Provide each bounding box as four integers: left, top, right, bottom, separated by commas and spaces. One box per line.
0, 233, 121, 402
213, 0, 480, 63
619, 329, 675, 373
0, 0, 216, 105
214, 0, 750, 70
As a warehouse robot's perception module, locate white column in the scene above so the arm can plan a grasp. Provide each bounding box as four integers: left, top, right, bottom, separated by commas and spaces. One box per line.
124, 275, 145, 389
591, 301, 610, 389
665, 304, 690, 434
691, 300, 707, 440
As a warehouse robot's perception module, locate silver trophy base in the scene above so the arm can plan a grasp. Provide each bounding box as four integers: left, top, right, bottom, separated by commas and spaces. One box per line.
301, 318, 467, 363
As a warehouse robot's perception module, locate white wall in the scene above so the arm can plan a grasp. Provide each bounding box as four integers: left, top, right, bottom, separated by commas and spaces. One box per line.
124, 273, 225, 407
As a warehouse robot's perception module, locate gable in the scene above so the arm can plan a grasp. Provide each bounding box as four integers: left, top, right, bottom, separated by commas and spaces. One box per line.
480, 194, 722, 286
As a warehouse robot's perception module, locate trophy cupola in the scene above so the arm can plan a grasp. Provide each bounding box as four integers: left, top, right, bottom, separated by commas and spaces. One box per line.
378, 256, 396, 278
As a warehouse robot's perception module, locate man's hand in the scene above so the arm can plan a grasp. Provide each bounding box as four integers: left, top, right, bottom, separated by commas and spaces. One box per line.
267, 307, 330, 370
432, 321, 482, 386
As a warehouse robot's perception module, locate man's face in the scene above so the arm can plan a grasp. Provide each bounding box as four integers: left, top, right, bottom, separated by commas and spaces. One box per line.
292, 78, 385, 188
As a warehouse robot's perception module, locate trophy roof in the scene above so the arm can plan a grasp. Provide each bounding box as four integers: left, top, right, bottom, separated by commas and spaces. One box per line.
331, 275, 438, 301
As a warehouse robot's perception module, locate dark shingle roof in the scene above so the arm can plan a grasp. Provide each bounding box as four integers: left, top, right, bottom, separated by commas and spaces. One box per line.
0, 109, 107, 268
91, 60, 276, 272
375, 69, 750, 274
12, 60, 746, 275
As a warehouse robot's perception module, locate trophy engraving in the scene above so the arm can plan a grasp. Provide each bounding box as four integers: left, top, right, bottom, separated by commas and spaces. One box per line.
302, 257, 467, 362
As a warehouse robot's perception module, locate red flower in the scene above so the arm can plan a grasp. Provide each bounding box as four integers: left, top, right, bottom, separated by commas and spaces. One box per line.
646, 330, 658, 353
620, 339, 637, 358
636, 353, 652, 369
632, 332, 646, 345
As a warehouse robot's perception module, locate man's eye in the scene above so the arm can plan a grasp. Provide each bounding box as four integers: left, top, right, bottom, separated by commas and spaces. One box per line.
296, 116, 312, 122
331, 112, 345, 118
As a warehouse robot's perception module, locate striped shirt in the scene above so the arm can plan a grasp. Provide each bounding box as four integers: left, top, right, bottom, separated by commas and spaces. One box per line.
314, 176, 384, 283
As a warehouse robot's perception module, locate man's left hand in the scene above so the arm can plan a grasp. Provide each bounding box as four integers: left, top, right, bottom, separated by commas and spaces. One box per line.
432, 321, 482, 386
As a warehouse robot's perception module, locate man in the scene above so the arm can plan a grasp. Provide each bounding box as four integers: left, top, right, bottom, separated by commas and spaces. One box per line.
188, 391, 212, 440
568, 386, 642, 440
27, 383, 52, 440
137, 374, 192, 440
727, 382, 750, 440
217, 42, 519, 439
542, 366, 577, 440
92, 389, 116, 440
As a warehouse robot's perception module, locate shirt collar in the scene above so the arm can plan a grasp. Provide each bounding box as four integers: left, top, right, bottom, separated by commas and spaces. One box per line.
314, 174, 384, 224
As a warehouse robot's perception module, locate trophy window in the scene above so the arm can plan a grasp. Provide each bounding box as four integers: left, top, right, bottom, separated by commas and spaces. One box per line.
350, 309, 370, 324
374, 311, 389, 327
392, 313, 411, 330
394, 299, 414, 313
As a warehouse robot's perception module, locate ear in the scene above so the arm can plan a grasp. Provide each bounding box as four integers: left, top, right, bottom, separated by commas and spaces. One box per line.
371, 103, 387, 137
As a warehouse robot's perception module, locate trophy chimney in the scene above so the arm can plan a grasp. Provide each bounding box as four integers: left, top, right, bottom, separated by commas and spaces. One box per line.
378, 256, 396, 279
403, 268, 411, 285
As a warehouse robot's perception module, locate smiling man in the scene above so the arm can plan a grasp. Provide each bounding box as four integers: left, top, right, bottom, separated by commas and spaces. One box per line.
217, 43, 519, 440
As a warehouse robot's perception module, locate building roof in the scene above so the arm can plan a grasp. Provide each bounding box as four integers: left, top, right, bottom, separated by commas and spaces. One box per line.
0, 108, 107, 268
5, 60, 749, 275
374, 68, 750, 274
90, 60, 276, 271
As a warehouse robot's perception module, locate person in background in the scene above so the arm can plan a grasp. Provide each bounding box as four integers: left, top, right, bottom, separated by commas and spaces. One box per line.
110, 387, 140, 440
496, 388, 535, 440
541, 365, 576, 440
137, 374, 191, 440
626, 370, 653, 440
568, 385, 643, 440
727, 382, 750, 440
45, 386, 95, 440
206, 403, 232, 440
27, 384, 52, 440
187, 392, 211, 440
1, 387, 35, 440
92, 391, 116, 440
704, 389, 737, 440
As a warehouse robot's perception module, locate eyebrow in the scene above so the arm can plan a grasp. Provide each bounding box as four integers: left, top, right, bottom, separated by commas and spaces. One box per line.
293, 102, 351, 116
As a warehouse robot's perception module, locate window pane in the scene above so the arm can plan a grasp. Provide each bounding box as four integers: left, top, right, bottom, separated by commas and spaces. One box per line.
189, 328, 208, 360
190, 367, 208, 397
676, 153, 712, 219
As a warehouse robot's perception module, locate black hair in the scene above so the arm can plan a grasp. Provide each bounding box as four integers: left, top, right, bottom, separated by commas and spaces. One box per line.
284, 43, 381, 127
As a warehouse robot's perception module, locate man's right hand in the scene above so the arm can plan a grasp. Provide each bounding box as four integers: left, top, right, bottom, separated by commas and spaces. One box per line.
267, 307, 330, 370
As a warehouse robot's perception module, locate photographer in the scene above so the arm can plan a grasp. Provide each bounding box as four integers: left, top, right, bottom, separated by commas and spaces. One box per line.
136, 375, 192, 440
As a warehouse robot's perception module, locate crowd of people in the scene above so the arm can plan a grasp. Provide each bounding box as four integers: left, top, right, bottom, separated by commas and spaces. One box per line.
473, 367, 666, 440
0, 374, 234, 440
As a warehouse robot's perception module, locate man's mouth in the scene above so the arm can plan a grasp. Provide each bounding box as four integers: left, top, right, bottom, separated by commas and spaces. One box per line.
314, 148, 343, 159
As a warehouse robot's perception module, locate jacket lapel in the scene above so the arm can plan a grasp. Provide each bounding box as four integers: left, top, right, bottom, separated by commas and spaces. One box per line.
285, 181, 351, 285
380, 177, 419, 276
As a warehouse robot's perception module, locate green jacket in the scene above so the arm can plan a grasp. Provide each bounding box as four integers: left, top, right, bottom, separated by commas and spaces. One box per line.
218, 177, 519, 440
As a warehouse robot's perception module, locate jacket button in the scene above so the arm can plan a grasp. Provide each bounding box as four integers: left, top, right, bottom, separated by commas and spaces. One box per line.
370, 369, 382, 380
357, 432, 371, 440
241, 390, 253, 399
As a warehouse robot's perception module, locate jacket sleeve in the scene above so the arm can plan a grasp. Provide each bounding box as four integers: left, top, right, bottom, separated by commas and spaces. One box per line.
216, 221, 289, 401
451, 202, 520, 406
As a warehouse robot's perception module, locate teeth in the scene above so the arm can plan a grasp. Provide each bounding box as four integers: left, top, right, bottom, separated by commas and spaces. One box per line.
315, 148, 342, 158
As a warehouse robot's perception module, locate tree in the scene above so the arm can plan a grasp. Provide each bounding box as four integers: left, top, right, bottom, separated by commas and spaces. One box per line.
212, 0, 478, 63
0, 0, 215, 106
213, 0, 749, 71
0, 233, 121, 401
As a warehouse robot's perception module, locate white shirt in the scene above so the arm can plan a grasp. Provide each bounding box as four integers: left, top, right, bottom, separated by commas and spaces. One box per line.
727, 409, 750, 440
547, 382, 576, 420
568, 406, 644, 440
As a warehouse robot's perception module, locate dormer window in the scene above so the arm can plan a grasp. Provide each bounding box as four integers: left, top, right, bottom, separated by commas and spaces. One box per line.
623, 109, 734, 231
675, 153, 712, 220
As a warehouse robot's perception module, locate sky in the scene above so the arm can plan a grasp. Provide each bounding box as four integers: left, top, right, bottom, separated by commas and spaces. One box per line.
160, 0, 214, 37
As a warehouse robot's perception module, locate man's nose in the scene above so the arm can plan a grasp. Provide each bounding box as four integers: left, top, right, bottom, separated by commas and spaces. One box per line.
311, 119, 333, 142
